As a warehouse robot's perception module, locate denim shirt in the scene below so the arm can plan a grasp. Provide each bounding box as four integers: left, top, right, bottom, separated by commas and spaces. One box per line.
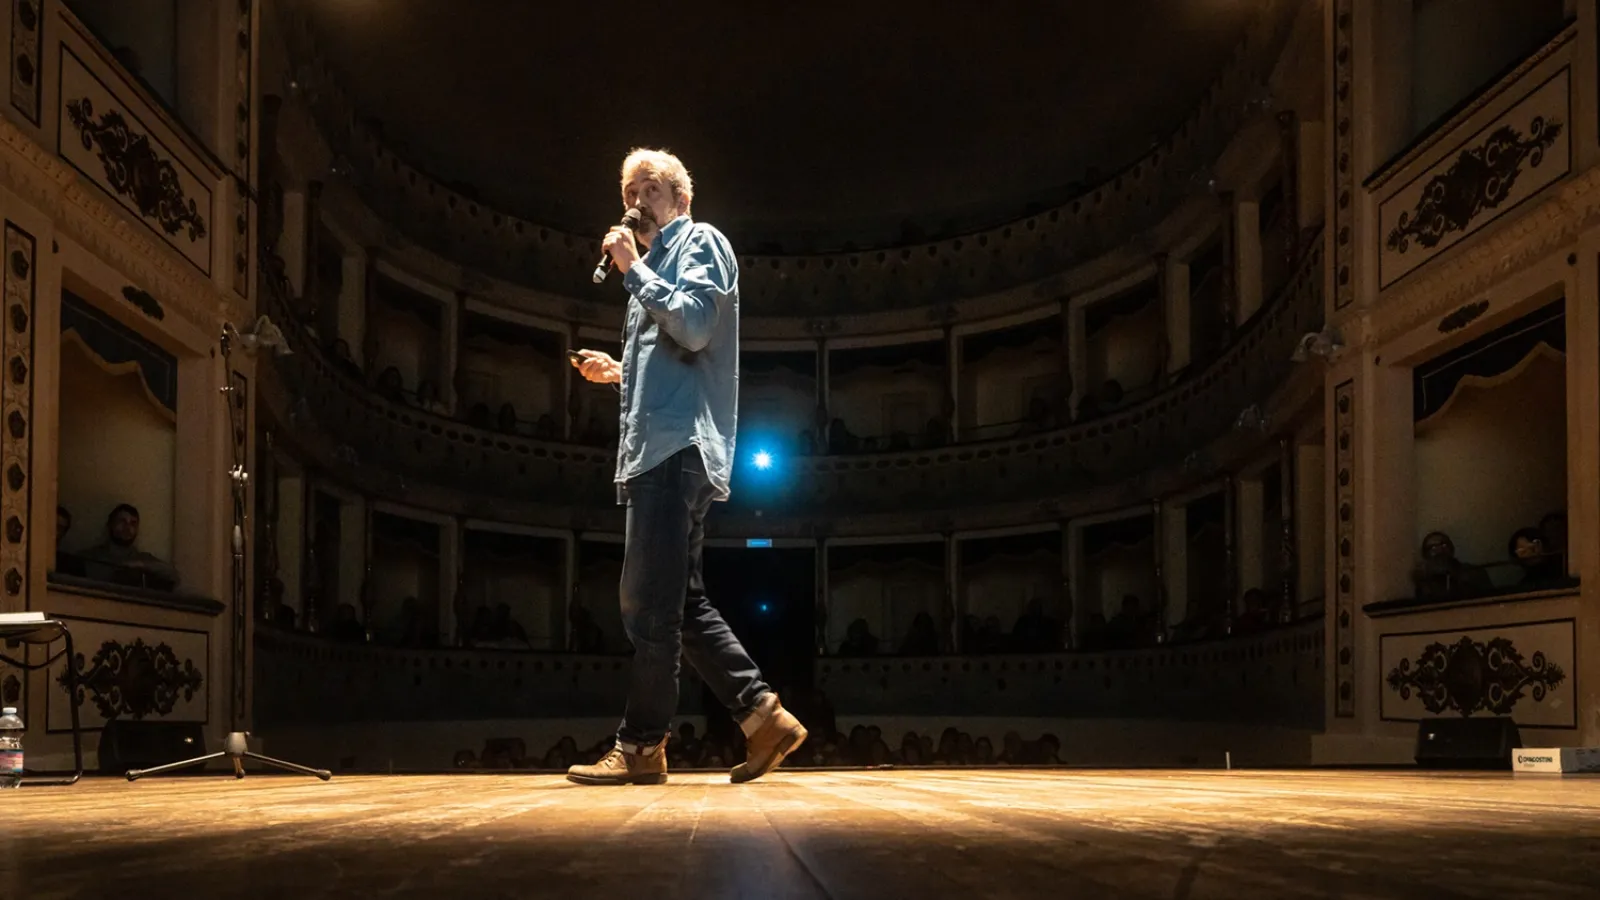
615, 214, 739, 501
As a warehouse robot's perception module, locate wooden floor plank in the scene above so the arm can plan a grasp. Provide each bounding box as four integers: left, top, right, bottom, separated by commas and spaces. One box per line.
2, 770, 1597, 898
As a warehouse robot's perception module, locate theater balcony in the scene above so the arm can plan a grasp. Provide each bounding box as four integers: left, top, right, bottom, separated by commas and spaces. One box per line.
222, 0, 1356, 775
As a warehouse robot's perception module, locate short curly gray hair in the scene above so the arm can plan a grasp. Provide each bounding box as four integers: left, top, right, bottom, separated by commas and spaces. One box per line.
620, 148, 694, 215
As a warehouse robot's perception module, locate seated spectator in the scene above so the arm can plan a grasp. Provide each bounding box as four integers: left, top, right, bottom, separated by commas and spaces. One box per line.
534, 414, 556, 439
568, 601, 605, 653
375, 366, 407, 403
1102, 594, 1148, 649
1078, 612, 1109, 650
839, 618, 879, 656
465, 402, 492, 429
497, 403, 519, 434
974, 615, 1007, 654
1022, 396, 1054, 434
331, 339, 363, 379
381, 596, 421, 647
899, 611, 940, 655
77, 504, 178, 590
1169, 597, 1217, 643
328, 602, 366, 642
53, 506, 85, 577
1011, 598, 1063, 652
1509, 527, 1563, 587
1413, 531, 1491, 601
1540, 512, 1568, 570
1234, 588, 1270, 633
828, 418, 858, 454
415, 379, 448, 415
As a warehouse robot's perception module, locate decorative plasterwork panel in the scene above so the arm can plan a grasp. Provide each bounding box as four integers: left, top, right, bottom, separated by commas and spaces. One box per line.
0, 111, 234, 337
50, 618, 209, 733
0, 222, 32, 606
57, 45, 213, 275
1330, 0, 1353, 311
9, 0, 42, 124
1378, 69, 1571, 290
1381, 618, 1575, 728
1332, 379, 1355, 717
233, 0, 254, 298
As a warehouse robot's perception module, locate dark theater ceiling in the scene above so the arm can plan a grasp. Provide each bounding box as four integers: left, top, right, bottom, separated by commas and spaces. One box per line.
300, 1, 1256, 250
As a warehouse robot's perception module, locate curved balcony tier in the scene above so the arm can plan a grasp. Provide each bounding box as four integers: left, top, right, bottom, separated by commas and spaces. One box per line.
258, 239, 1323, 534
272, 0, 1303, 318
254, 617, 1323, 728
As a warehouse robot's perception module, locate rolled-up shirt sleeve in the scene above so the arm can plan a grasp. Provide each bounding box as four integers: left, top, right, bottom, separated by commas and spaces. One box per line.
622, 226, 734, 353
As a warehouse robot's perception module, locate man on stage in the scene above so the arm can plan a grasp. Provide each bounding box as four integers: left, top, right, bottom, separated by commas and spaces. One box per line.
567, 148, 807, 785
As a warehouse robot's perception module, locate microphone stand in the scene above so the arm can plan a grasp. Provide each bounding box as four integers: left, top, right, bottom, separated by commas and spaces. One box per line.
126, 320, 330, 782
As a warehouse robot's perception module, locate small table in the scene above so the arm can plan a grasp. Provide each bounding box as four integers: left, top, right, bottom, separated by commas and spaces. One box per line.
0, 616, 83, 786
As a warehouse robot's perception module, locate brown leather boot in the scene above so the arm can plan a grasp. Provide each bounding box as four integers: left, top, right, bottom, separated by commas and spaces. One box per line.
731, 693, 807, 784
566, 737, 668, 785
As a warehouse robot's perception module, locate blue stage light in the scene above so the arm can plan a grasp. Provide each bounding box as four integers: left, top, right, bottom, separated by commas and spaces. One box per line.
752, 450, 773, 470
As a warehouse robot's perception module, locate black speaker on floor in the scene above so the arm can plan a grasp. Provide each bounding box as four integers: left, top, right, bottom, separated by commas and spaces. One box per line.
1414, 716, 1521, 770
97, 720, 207, 774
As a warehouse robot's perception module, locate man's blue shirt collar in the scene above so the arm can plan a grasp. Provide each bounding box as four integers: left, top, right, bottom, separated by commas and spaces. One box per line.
647, 214, 692, 259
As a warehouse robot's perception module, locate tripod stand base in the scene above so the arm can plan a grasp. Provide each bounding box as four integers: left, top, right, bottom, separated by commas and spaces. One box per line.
125, 732, 332, 782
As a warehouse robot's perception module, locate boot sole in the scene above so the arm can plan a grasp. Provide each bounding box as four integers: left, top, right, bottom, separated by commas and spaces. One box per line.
730, 725, 808, 784
565, 772, 668, 786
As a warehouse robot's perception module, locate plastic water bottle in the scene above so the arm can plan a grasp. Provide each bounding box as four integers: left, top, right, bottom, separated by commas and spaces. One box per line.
0, 707, 22, 788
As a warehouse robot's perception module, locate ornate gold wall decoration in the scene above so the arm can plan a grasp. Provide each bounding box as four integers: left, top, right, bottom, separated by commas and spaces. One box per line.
9, 0, 42, 124
0, 222, 33, 605
1330, 0, 1354, 311
1332, 379, 1355, 717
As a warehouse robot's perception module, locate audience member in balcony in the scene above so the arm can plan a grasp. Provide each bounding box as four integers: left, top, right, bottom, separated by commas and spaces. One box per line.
922, 416, 945, 447
1171, 597, 1221, 643
415, 379, 447, 415
53, 506, 85, 577
331, 339, 363, 380
465, 402, 492, 429
899, 612, 941, 655
78, 504, 178, 591
973, 736, 996, 765
1103, 594, 1149, 649
497, 403, 518, 433
1508, 527, 1563, 587
265, 578, 295, 630
328, 602, 366, 642
568, 600, 605, 653
839, 618, 879, 656
977, 615, 1008, 653
1414, 531, 1490, 601
1022, 396, 1055, 434
1076, 612, 1109, 650
534, 414, 556, 439
1540, 512, 1568, 573
382, 595, 420, 646
999, 730, 1026, 765
1234, 588, 1270, 633
488, 602, 530, 647
828, 417, 858, 453
376, 366, 407, 404
1011, 598, 1063, 652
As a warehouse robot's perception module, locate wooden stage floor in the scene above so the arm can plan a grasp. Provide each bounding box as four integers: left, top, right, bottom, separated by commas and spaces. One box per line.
4, 769, 1598, 899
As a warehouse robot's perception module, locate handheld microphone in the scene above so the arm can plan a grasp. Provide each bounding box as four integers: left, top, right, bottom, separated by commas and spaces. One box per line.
592, 207, 644, 283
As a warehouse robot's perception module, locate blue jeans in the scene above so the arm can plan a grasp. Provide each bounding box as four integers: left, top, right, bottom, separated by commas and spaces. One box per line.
616, 446, 769, 750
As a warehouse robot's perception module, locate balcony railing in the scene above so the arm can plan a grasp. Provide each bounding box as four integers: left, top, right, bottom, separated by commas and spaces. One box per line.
260, 228, 1322, 517
253, 613, 1322, 727
274, 0, 1303, 317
